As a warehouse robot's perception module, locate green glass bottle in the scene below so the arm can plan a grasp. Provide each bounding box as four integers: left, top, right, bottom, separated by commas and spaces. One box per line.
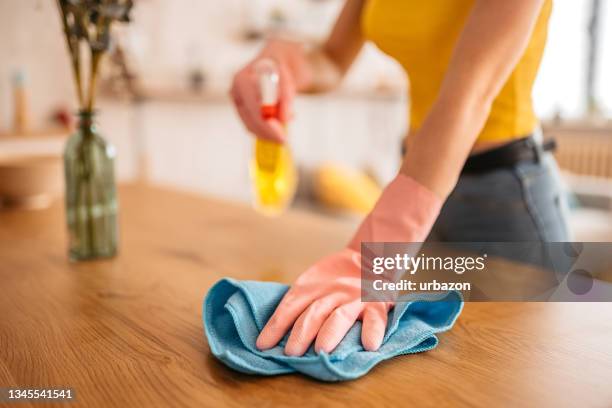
64, 110, 118, 260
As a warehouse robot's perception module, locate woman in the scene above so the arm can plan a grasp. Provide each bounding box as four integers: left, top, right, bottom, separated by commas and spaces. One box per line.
230, 0, 570, 356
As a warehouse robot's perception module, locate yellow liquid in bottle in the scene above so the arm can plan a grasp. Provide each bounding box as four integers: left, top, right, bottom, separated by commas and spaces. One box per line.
251, 139, 297, 216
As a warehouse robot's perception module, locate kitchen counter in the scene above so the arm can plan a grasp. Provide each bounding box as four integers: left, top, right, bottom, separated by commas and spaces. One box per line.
1, 184, 611, 407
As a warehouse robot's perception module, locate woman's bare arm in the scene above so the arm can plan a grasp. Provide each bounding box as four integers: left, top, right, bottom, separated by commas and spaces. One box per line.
400, 0, 546, 198
306, 0, 367, 92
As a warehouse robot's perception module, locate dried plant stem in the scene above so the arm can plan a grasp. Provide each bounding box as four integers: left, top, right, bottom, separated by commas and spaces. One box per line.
57, 2, 84, 107
86, 10, 108, 111
87, 51, 104, 111
72, 40, 84, 108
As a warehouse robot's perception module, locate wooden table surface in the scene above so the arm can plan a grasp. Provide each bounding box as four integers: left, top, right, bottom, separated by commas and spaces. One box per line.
1, 184, 611, 408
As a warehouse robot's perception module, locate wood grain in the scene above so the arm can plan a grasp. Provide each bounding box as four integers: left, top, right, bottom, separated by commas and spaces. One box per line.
1, 184, 611, 408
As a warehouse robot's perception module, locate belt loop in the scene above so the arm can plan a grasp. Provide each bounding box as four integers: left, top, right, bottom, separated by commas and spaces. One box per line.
532, 127, 543, 163
533, 126, 544, 144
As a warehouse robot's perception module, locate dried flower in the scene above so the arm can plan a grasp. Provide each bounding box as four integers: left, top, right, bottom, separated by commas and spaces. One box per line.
57, 0, 133, 111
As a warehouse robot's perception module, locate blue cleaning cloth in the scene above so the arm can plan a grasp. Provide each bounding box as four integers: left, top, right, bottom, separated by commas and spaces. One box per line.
203, 278, 463, 382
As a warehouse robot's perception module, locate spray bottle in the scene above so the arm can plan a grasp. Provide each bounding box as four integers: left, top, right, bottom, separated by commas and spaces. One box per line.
250, 58, 297, 215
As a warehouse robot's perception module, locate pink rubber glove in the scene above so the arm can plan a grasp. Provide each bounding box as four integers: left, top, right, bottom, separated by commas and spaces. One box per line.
230, 39, 311, 143
256, 174, 443, 356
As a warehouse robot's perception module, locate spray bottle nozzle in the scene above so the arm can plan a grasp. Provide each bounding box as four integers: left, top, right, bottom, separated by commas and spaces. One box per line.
255, 58, 280, 110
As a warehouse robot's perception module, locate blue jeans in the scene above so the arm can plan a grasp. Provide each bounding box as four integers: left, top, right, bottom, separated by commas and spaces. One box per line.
428, 152, 571, 242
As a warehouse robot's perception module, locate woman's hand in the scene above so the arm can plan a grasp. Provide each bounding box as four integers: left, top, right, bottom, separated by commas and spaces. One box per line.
229, 40, 307, 143
256, 248, 393, 356
256, 173, 443, 356
229, 0, 366, 143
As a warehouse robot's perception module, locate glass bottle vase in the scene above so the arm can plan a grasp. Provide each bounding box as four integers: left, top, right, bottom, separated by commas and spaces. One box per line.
64, 110, 118, 260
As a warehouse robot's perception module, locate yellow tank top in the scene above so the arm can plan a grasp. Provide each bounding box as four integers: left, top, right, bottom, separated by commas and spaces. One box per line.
362, 0, 552, 141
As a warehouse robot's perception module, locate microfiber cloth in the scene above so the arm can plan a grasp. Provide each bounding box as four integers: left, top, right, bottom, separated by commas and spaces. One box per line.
203, 278, 463, 382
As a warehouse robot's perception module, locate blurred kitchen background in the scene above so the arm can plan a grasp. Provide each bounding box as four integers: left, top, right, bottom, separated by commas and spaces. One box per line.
0, 0, 611, 240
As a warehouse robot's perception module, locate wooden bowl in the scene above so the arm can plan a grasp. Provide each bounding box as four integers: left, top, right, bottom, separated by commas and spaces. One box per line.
0, 154, 63, 210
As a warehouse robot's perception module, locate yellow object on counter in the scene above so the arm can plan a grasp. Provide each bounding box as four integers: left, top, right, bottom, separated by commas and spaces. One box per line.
250, 139, 297, 216
362, 0, 552, 142
313, 164, 381, 215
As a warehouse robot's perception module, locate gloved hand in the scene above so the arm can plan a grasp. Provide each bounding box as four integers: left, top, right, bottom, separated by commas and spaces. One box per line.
256, 173, 443, 356
229, 39, 311, 143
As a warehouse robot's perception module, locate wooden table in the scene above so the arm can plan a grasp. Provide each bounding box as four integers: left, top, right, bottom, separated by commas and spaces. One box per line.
1, 184, 611, 408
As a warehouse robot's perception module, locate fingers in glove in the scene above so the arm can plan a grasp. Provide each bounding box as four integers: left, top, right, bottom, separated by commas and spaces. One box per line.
284, 293, 349, 356
256, 289, 317, 351
314, 299, 364, 354
361, 302, 390, 352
